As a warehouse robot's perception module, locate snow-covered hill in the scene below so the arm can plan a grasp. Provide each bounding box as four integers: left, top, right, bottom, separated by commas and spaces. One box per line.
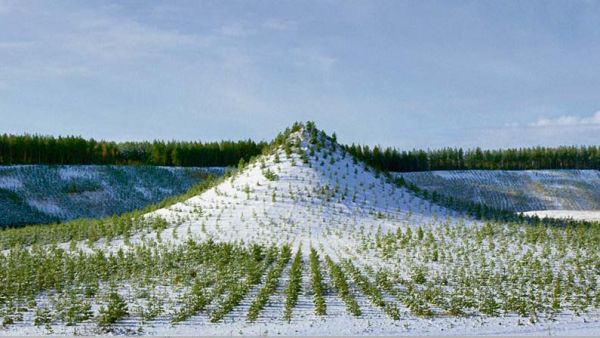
0, 165, 224, 226
1, 124, 600, 336
139, 128, 457, 258
398, 169, 600, 212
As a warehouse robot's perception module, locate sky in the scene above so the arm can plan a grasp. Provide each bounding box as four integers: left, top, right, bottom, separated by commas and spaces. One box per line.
1, 1, 599, 150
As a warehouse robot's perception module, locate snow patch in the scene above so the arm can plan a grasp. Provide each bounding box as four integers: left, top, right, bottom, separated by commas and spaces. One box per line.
134, 186, 153, 199
58, 166, 98, 180
522, 209, 600, 221
27, 199, 63, 215
0, 176, 22, 190
158, 187, 173, 194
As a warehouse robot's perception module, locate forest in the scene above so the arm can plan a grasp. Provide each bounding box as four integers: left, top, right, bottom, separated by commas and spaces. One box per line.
344, 144, 600, 172
1, 133, 599, 171
0, 134, 266, 167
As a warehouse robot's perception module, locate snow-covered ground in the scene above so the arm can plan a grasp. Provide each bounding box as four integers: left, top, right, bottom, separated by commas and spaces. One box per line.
5, 309, 600, 336
398, 170, 600, 212
137, 132, 457, 259
1, 127, 599, 336
523, 210, 600, 221
0, 165, 223, 226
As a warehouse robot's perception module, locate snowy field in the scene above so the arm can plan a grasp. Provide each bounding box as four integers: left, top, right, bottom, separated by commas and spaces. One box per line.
398, 170, 600, 212
3, 302, 599, 336
1, 125, 599, 336
0, 165, 224, 226
522, 210, 600, 222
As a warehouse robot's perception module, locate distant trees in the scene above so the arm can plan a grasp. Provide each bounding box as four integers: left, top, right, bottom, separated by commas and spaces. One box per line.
344, 144, 600, 172
2, 132, 599, 171
0, 134, 117, 165
0, 134, 266, 167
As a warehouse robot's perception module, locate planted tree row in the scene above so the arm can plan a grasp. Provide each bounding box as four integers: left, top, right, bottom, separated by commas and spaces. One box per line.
283, 248, 303, 321
210, 246, 279, 323
324, 256, 361, 317
247, 246, 292, 322
309, 248, 327, 316
342, 260, 400, 320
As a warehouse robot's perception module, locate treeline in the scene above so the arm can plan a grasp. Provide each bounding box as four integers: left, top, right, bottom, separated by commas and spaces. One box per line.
2, 133, 600, 171
345, 144, 600, 172
0, 134, 266, 167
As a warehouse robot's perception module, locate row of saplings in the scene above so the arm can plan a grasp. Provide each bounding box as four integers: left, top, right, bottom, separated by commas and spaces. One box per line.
5, 238, 595, 332
0, 242, 399, 332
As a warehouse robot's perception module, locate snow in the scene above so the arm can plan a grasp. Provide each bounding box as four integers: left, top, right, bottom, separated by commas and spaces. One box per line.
400, 170, 600, 212
27, 198, 63, 216
136, 130, 459, 259
158, 187, 173, 194
522, 210, 600, 222
134, 186, 153, 199
0, 176, 22, 190
2, 307, 599, 336
0, 165, 218, 225
58, 166, 98, 180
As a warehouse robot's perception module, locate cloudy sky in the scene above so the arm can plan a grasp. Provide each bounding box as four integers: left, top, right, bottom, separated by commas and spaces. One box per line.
1, 1, 599, 149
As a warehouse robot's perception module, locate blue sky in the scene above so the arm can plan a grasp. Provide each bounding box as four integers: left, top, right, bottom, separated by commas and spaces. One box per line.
1, 1, 599, 149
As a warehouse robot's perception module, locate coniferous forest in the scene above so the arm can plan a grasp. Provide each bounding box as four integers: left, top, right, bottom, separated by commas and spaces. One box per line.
0, 134, 266, 167
1, 133, 599, 171
344, 144, 600, 171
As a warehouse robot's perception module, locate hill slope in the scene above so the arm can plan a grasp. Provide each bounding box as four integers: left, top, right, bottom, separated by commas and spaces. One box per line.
0, 165, 224, 226
141, 127, 456, 258
398, 169, 600, 212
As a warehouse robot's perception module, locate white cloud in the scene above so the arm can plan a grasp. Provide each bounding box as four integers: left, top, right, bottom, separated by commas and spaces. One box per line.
529, 111, 600, 127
